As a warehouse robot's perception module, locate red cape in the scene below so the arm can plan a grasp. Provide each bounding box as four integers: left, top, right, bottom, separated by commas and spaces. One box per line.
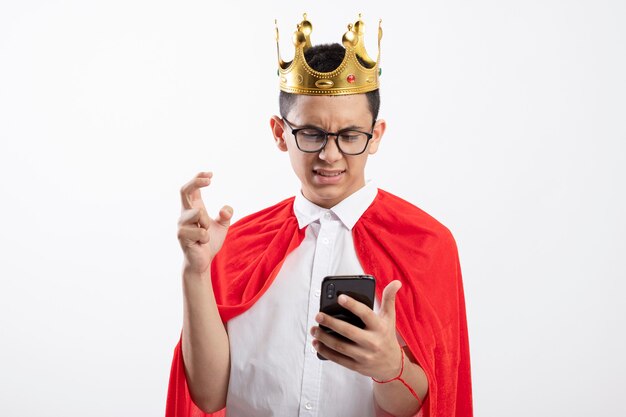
166, 189, 473, 417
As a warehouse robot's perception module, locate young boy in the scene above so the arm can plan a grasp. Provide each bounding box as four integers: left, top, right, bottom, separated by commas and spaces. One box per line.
166, 14, 472, 417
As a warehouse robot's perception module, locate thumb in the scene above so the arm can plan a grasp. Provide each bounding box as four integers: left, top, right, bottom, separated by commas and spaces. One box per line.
215, 205, 234, 228
380, 280, 402, 318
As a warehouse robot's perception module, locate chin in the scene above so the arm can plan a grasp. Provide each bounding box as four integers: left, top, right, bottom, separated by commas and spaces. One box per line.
315, 188, 344, 200
304, 184, 350, 207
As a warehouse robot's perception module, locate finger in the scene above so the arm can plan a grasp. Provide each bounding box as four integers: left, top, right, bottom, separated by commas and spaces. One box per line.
177, 225, 210, 245
215, 205, 234, 228
311, 326, 367, 361
180, 172, 213, 210
312, 339, 358, 371
335, 294, 380, 330
314, 312, 369, 345
178, 207, 211, 230
380, 280, 402, 319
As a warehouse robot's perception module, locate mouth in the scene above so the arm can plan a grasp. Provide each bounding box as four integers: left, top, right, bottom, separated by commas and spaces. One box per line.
312, 168, 346, 185
313, 169, 346, 177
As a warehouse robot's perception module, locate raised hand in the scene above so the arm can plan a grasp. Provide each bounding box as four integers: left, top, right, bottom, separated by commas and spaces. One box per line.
177, 171, 233, 275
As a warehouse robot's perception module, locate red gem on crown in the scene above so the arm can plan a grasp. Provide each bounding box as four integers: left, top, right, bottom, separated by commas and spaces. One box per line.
347, 74, 356, 83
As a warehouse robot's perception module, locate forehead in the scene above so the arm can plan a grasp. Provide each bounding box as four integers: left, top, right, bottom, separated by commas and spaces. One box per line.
288, 94, 371, 127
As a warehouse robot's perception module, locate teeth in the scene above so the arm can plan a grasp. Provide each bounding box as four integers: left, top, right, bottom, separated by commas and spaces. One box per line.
316, 170, 343, 177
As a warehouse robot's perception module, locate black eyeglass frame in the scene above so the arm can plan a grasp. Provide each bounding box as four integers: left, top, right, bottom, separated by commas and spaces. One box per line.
282, 117, 376, 156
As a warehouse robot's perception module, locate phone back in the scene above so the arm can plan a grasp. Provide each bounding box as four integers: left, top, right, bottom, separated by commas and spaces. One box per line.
319, 275, 376, 337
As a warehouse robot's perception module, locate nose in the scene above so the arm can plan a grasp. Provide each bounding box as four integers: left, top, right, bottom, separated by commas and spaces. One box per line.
318, 135, 343, 163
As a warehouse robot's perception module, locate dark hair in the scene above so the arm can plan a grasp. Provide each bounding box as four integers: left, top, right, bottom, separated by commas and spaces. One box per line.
279, 43, 380, 121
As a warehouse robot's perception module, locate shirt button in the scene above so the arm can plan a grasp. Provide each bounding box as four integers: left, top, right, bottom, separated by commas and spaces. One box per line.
324, 212, 332, 220
305, 402, 313, 410
314, 289, 321, 297
322, 237, 329, 245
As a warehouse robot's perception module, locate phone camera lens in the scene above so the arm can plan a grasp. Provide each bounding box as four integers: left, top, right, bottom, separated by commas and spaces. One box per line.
326, 283, 335, 298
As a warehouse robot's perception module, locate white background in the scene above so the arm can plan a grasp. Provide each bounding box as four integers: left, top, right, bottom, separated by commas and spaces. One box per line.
1, 1, 625, 416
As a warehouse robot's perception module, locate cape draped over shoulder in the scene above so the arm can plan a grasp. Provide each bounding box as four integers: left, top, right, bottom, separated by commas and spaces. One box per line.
166, 189, 473, 417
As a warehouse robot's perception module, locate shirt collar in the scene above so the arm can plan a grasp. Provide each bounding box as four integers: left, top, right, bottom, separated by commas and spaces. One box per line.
293, 180, 378, 230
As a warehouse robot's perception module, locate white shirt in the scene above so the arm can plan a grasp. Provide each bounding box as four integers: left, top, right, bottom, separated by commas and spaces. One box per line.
225, 181, 404, 417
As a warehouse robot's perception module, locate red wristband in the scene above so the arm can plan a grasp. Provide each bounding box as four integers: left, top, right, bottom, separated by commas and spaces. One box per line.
371, 345, 422, 406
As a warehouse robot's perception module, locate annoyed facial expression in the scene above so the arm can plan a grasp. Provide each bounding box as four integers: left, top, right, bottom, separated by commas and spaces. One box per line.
271, 94, 386, 208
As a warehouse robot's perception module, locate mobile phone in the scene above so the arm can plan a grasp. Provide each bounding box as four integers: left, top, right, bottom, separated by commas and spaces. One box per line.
317, 274, 376, 360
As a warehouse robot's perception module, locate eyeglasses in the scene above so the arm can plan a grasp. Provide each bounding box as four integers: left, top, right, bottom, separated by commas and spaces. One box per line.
282, 117, 375, 156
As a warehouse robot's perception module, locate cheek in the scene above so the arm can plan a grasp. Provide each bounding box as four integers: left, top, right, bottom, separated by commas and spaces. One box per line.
348, 155, 368, 173
287, 147, 314, 175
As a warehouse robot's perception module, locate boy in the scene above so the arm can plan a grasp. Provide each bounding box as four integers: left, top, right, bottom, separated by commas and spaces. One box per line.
166, 14, 472, 417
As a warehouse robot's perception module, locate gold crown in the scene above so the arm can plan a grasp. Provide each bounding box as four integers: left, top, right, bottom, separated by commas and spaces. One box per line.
275, 13, 382, 96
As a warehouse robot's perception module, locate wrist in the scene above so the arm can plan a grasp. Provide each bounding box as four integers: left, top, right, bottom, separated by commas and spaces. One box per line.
182, 264, 212, 282
372, 346, 423, 407
372, 345, 404, 382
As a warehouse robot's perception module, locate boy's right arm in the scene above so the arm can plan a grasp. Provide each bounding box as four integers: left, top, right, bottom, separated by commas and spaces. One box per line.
177, 171, 234, 413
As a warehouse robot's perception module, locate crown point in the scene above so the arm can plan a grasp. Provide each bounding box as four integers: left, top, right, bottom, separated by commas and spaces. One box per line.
300, 19, 312, 36
342, 29, 357, 48
293, 30, 306, 47
354, 20, 365, 35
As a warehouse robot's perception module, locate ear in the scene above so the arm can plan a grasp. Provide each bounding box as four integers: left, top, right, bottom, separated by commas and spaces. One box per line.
269, 115, 289, 152
367, 118, 386, 155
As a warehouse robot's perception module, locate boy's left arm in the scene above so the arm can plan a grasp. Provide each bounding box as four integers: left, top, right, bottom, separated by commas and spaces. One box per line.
311, 280, 428, 417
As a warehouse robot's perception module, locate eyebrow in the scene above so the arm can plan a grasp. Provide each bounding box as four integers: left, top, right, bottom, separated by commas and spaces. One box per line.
299, 122, 367, 131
